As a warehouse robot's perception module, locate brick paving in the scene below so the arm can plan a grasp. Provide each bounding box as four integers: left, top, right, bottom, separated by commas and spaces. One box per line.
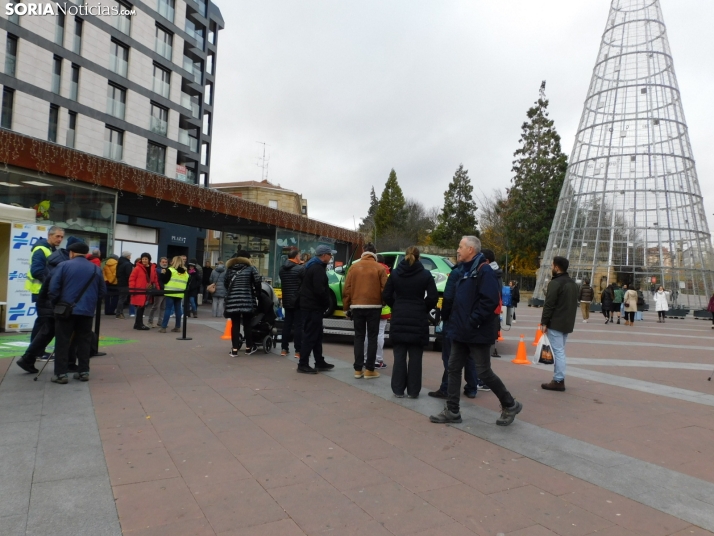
2, 305, 714, 535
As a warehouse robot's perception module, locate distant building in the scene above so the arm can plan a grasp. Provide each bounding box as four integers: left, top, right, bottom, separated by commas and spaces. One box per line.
204, 180, 309, 266
211, 180, 308, 216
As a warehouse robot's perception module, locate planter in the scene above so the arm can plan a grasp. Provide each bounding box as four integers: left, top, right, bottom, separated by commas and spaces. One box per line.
528, 298, 544, 308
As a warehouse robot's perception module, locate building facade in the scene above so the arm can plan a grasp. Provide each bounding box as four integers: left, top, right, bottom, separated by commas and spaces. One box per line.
0, 0, 223, 186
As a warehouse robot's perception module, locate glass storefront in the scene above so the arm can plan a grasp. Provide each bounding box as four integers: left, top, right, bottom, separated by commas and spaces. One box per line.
0, 167, 117, 255
218, 228, 351, 287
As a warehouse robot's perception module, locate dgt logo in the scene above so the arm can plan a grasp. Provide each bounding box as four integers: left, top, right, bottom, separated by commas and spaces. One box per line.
8, 271, 26, 281
9, 303, 36, 321
11, 232, 40, 250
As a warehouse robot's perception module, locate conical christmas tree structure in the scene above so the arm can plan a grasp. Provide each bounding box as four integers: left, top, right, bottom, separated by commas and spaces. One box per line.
533, 0, 714, 308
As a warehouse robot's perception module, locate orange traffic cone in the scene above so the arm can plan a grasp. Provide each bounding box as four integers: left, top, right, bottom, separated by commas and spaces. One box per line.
512, 334, 530, 365
497, 331, 504, 342
220, 319, 232, 340
532, 325, 543, 346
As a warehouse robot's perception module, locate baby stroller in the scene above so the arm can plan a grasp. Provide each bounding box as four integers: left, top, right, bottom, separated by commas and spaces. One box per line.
234, 282, 279, 353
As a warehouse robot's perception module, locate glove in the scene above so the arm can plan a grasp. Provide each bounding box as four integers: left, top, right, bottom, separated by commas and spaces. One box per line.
346, 310, 353, 320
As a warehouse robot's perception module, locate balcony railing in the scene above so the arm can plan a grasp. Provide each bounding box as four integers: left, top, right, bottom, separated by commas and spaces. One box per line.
107, 98, 125, 120
158, 0, 174, 22
70, 80, 78, 101
155, 39, 172, 60
180, 92, 200, 118
178, 129, 198, 152
66, 129, 75, 148
150, 115, 168, 136
72, 35, 81, 54
153, 78, 170, 98
182, 57, 202, 84
111, 15, 130, 35
104, 141, 123, 161
51, 73, 61, 94
109, 55, 128, 77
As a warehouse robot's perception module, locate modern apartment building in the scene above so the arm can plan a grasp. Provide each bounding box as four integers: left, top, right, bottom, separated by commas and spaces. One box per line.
0, 0, 223, 185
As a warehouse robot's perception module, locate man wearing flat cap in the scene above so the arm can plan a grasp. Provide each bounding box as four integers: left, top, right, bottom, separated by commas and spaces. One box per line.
296, 245, 336, 374
48, 241, 106, 384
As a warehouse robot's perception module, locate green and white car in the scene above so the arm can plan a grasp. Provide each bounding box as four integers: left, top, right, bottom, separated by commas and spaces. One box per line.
325, 251, 454, 317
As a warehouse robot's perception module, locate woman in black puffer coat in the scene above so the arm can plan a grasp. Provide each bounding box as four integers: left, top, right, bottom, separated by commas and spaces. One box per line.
224, 251, 262, 355
383, 246, 438, 398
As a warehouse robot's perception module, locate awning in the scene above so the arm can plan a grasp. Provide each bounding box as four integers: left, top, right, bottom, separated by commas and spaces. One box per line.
0, 203, 35, 223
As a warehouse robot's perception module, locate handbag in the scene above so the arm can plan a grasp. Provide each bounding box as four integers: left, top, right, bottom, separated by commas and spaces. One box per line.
207, 283, 217, 294
54, 270, 98, 319
538, 334, 554, 365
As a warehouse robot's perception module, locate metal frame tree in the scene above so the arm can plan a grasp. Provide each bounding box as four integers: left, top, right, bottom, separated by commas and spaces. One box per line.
533, 0, 714, 308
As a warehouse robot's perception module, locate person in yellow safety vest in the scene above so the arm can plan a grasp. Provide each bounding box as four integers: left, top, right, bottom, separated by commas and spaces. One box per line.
25, 225, 64, 298
158, 256, 188, 333
27, 225, 64, 342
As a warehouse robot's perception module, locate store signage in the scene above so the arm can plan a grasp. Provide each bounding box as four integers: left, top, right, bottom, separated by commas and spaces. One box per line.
318, 236, 336, 244
171, 235, 187, 244
6, 223, 48, 331
176, 165, 187, 182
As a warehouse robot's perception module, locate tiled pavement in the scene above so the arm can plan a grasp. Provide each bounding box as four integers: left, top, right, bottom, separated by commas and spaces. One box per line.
1, 306, 714, 535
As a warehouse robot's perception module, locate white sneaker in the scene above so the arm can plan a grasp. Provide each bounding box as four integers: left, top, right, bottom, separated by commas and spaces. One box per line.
582, 320, 588, 323
512, 320, 517, 324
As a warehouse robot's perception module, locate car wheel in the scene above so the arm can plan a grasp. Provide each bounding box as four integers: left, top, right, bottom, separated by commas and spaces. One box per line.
323, 291, 337, 318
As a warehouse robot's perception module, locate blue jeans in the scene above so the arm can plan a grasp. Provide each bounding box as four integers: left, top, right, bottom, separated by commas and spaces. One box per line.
189, 296, 197, 313
548, 329, 568, 381
162, 298, 183, 329
439, 330, 479, 395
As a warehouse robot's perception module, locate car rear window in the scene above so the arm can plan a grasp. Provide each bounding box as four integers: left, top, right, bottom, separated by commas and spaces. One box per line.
419, 257, 438, 271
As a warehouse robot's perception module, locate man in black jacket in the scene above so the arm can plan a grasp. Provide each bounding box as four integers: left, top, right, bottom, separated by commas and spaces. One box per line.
297, 245, 335, 374
115, 251, 133, 319
540, 256, 579, 391
279, 247, 304, 358
430, 236, 522, 427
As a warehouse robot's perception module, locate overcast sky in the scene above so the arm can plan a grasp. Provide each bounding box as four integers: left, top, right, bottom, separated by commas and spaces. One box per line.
211, 1, 714, 232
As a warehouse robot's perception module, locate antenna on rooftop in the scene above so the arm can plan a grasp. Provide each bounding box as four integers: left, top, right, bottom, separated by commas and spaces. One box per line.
256, 141, 270, 182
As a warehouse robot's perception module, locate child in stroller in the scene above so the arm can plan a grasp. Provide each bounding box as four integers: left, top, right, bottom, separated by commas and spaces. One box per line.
233, 282, 279, 353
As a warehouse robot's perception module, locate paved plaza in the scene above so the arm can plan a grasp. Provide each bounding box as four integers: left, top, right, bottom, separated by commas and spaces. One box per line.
1, 306, 714, 535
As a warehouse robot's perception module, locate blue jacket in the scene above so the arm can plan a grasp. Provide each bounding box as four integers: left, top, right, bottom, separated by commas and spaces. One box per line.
446, 253, 500, 345
49, 256, 106, 317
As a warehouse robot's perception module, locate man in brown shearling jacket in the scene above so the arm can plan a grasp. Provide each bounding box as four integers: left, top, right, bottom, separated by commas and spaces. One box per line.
343, 243, 388, 377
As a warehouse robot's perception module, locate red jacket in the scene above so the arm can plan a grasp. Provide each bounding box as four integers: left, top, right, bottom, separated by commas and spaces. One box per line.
129, 263, 160, 306
86, 254, 101, 267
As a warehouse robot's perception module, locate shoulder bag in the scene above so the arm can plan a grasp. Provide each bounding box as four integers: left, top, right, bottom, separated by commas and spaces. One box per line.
54, 270, 97, 319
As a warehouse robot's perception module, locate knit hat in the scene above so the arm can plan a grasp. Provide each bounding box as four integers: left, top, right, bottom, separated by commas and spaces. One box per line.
315, 245, 336, 256
66, 236, 83, 248
68, 241, 89, 254
140, 252, 152, 262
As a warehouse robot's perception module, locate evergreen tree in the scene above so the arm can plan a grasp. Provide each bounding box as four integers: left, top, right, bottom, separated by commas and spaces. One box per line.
359, 186, 380, 235
374, 169, 406, 235
430, 164, 478, 248
504, 84, 568, 274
